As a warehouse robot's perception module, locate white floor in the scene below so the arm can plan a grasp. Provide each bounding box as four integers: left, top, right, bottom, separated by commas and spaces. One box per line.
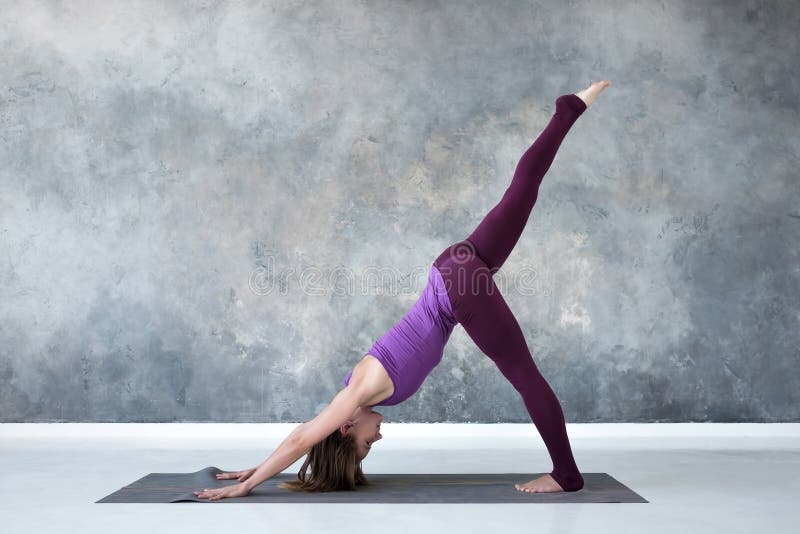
1, 423, 798, 534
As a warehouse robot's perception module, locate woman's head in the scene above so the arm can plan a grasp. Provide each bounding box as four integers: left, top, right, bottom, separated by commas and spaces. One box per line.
278, 406, 383, 492
341, 405, 384, 461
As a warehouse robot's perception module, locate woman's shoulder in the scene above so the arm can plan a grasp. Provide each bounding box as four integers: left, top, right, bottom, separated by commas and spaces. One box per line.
348, 354, 394, 405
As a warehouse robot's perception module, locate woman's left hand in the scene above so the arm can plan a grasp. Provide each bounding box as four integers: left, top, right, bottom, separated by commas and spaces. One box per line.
193, 482, 250, 501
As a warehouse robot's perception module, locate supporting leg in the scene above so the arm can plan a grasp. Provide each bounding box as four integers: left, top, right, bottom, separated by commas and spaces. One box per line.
444, 255, 584, 492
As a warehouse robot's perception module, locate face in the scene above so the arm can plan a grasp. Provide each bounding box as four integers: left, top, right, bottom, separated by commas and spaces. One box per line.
341, 406, 383, 461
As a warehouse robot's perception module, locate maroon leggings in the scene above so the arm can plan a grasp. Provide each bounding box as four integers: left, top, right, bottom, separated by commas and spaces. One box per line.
433, 93, 587, 492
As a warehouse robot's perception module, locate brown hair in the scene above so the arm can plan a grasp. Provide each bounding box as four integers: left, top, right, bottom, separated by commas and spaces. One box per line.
278, 428, 369, 492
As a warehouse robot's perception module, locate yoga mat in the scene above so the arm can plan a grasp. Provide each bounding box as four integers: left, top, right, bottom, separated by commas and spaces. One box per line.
97, 466, 648, 503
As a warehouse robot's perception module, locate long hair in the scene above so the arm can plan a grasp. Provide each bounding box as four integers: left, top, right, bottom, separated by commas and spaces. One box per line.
278, 428, 370, 492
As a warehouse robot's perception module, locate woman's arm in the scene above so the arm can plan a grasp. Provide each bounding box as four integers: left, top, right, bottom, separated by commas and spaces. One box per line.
241, 385, 365, 492
239, 423, 310, 493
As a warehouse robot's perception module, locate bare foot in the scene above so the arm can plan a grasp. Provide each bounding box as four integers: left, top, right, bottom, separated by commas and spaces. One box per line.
514, 474, 564, 493
574, 80, 612, 108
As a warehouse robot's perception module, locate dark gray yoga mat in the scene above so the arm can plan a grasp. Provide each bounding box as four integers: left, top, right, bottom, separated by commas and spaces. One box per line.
97, 466, 648, 503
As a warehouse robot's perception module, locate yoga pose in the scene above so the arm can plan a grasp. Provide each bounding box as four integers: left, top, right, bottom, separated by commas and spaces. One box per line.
195, 80, 612, 500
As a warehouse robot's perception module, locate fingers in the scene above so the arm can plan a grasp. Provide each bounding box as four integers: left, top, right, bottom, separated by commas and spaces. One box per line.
193, 489, 220, 500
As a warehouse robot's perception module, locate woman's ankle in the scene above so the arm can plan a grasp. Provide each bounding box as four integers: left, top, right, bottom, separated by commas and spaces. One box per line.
556, 93, 587, 114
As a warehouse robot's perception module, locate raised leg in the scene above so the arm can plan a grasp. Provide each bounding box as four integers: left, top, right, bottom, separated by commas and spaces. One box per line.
465, 93, 586, 273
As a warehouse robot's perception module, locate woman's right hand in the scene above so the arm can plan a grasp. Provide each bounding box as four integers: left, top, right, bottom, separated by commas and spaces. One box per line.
215, 468, 257, 482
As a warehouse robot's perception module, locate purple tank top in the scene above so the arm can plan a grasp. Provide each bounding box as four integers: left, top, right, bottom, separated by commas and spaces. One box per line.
344, 263, 457, 406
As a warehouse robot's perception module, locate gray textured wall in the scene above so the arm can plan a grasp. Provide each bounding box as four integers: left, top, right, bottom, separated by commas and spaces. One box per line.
1, 0, 798, 423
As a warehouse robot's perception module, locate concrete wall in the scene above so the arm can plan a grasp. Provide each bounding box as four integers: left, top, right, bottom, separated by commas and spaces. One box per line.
1, 0, 797, 423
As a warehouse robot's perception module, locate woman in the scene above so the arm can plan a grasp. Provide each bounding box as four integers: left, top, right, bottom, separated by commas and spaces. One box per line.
195, 80, 612, 501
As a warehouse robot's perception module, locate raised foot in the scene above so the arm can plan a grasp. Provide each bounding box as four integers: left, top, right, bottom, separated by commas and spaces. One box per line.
574, 80, 612, 108
514, 474, 564, 493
